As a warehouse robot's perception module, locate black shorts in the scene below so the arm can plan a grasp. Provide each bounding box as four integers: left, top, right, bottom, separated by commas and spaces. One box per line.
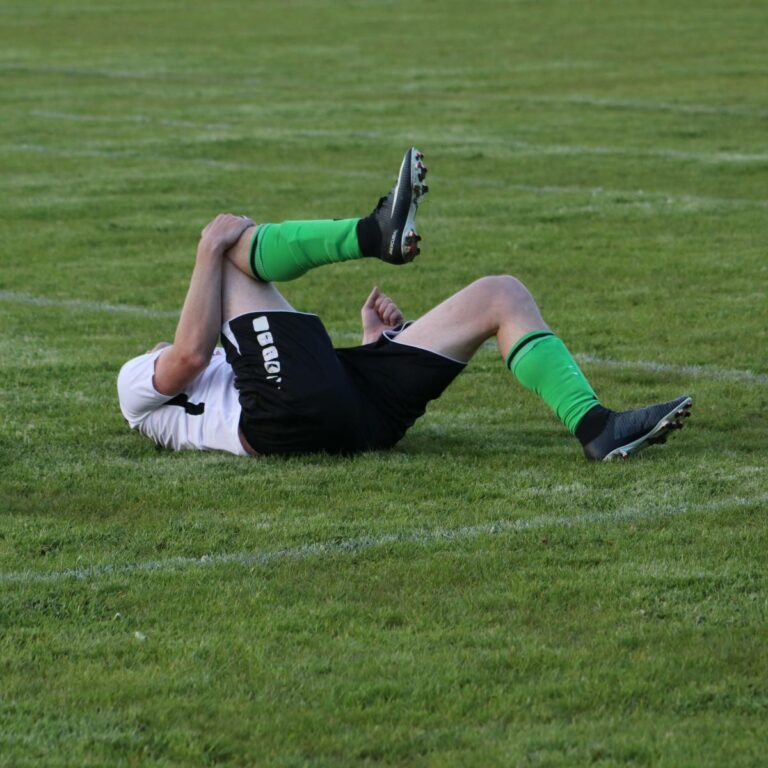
221, 311, 464, 455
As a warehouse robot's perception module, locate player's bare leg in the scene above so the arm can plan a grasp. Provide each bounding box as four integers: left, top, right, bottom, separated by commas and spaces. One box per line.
224, 225, 260, 281
393, 275, 547, 363
394, 276, 691, 461
222, 243, 294, 321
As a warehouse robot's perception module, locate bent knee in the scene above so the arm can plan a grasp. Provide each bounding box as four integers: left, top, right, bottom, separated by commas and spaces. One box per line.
469, 275, 532, 303
225, 225, 259, 274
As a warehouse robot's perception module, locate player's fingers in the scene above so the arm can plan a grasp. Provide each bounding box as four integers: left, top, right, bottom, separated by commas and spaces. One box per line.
363, 286, 380, 309
385, 305, 403, 325
234, 216, 255, 233
376, 294, 396, 313
378, 298, 401, 325
202, 213, 231, 235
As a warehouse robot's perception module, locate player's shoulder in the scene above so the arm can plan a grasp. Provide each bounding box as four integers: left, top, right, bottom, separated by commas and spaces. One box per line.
117, 349, 168, 426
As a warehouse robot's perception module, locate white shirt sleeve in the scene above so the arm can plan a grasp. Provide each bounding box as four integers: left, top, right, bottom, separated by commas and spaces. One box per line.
117, 350, 170, 427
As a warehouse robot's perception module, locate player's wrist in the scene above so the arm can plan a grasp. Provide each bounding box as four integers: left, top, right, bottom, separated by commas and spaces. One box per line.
196, 240, 225, 261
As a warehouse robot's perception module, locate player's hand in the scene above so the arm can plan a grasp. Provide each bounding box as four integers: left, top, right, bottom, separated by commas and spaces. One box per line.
198, 213, 255, 257
361, 286, 405, 344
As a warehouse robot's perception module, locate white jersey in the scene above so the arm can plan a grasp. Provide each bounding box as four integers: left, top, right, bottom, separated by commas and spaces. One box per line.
117, 348, 248, 456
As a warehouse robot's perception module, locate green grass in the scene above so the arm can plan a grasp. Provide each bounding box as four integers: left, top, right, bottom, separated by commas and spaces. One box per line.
1, 0, 767, 765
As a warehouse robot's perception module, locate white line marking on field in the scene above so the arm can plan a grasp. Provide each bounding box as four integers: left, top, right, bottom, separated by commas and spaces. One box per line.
575, 353, 768, 385
0, 290, 178, 318
1, 495, 764, 586
1, 290, 766, 384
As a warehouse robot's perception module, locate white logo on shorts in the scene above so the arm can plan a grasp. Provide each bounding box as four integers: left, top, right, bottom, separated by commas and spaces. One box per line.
253, 316, 282, 388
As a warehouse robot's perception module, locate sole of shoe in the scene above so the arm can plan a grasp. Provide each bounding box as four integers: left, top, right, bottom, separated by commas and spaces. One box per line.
390, 148, 429, 261
602, 396, 693, 461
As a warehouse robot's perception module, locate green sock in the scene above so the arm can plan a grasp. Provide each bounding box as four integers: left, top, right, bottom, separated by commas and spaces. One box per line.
249, 218, 362, 282
507, 331, 600, 434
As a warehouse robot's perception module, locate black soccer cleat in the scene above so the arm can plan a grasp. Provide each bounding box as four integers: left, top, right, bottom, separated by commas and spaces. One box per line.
372, 147, 429, 264
582, 395, 693, 462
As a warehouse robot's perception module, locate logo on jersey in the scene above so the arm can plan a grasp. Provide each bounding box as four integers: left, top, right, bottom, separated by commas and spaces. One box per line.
253, 316, 282, 388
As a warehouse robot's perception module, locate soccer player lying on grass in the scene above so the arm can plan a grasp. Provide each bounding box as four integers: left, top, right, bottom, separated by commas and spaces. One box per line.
118, 148, 692, 461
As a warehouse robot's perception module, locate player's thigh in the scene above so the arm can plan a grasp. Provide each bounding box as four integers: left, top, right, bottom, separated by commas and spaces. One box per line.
393, 287, 495, 363
395, 276, 547, 362
221, 258, 294, 321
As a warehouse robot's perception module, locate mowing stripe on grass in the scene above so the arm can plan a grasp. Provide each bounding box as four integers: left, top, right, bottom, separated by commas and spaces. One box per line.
11, 118, 768, 164
2, 290, 766, 385
516, 94, 768, 119
1, 495, 764, 586
13, 71, 768, 120
466, 181, 768, 211
5, 142, 768, 212
31, 109, 230, 131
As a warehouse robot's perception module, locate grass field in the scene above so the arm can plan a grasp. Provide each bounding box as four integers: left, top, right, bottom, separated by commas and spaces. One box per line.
2, 0, 767, 765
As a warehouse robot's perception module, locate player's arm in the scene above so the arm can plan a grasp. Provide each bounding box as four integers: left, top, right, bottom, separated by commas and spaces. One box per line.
153, 214, 254, 396
360, 286, 405, 345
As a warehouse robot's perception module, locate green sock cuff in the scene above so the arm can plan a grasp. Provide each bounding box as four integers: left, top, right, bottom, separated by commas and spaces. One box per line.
505, 330, 555, 370
249, 225, 267, 281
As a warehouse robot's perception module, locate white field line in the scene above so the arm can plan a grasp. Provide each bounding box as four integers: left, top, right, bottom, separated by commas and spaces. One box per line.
574, 353, 768, 386
1, 290, 766, 385
0, 290, 179, 318
1, 495, 764, 586
15, 112, 768, 165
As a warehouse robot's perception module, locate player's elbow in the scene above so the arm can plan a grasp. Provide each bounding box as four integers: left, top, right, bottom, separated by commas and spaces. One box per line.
152, 348, 210, 396
177, 349, 210, 377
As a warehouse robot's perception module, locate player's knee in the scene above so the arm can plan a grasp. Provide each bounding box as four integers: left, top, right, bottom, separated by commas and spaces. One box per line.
226, 224, 258, 259
470, 275, 532, 306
